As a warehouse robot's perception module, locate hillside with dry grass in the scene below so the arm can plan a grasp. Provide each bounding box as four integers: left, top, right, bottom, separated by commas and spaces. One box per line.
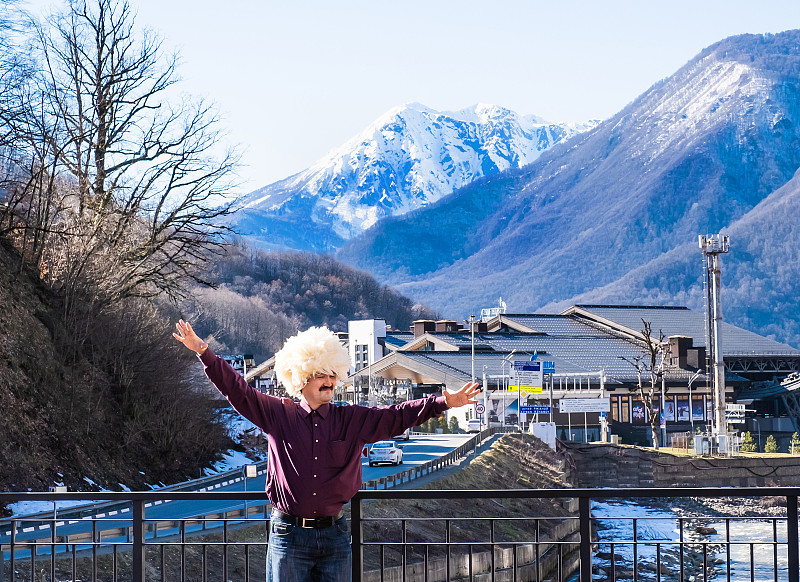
0, 239, 233, 509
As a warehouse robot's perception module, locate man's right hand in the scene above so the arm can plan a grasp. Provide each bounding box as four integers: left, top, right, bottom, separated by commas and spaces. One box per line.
173, 320, 208, 354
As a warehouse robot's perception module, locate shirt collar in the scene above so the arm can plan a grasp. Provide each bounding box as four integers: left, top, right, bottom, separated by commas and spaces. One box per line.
298, 398, 330, 419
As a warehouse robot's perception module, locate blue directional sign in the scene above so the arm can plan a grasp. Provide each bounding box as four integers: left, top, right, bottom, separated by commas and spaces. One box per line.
513, 361, 540, 372
542, 361, 555, 374
520, 405, 551, 414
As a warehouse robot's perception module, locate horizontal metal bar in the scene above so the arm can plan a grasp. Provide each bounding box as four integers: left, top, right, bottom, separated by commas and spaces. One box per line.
4, 485, 800, 504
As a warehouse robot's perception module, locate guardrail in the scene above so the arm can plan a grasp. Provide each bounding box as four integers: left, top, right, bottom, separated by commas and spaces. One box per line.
0, 459, 270, 541
360, 430, 489, 490
2, 487, 799, 582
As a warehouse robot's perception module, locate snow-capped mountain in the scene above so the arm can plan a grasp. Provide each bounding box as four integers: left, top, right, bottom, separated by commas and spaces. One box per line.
234, 103, 598, 252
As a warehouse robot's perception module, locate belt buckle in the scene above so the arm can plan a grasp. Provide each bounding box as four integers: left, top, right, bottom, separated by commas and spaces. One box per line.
301, 517, 315, 529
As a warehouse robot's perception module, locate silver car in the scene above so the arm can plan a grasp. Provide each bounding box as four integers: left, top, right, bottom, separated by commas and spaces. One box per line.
368, 440, 404, 466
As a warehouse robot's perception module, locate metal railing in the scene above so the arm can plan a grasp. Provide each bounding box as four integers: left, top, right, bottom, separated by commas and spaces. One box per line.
2, 487, 799, 582
352, 487, 800, 582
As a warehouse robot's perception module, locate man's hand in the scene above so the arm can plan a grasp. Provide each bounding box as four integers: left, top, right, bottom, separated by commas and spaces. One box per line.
173, 320, 208, 355
443, 381, 482, 408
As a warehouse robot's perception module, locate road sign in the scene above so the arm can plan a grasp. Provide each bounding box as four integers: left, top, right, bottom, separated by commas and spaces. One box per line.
510, 361, 543, 392
475, 403, 485, 414
521, 405, 551, 414
543, 361, 555, 374
559, 398, 611, 413
725, 403, 747, 423
513, 361, 540, 371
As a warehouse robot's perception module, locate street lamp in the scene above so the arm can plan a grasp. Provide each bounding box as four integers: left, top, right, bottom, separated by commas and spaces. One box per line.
500, 350, 517, 431
501, 349, 517, 392
466, 315, 476, 382
687, 369, 702, 432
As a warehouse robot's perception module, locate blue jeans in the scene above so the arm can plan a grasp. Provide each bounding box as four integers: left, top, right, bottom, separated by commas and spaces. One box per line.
266, 512, 351, 582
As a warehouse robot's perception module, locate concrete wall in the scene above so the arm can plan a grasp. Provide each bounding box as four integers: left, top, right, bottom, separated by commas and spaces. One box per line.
564, 443, 800, 488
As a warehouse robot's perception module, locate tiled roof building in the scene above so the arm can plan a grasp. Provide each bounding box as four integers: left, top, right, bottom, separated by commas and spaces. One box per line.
350, 305, 800, 445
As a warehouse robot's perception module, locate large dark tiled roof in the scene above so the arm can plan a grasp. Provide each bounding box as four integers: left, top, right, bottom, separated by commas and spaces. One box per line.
564, 305, 800, 356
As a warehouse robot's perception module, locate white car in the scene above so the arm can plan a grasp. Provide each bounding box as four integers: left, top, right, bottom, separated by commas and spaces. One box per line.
466, 419, 485, 433
368, 440, 404, 466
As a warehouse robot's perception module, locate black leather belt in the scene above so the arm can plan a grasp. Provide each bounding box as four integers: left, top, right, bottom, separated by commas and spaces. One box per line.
271, 508, 344, 529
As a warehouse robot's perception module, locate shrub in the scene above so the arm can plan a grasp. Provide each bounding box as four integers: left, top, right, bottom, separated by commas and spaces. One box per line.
740, 431, 757, 453
765, 435, 778, 454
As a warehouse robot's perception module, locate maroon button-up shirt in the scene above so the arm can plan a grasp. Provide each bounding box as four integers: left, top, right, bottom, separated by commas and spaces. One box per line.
200, 349, 448, 518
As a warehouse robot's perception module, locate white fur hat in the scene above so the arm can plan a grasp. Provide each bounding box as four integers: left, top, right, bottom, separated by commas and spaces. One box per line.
274, 326, 350, 396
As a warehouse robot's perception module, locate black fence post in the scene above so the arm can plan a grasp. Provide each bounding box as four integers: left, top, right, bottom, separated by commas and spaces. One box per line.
788, 495, 799, 582
132, 499, 145, 582
579, 496, 592, 582
351, 496, 363, 582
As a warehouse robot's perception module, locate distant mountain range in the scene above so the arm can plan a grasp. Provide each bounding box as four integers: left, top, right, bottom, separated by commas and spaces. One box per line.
233, 103, 597, 252
230, 31, 800, 349
333, 31, 800, 348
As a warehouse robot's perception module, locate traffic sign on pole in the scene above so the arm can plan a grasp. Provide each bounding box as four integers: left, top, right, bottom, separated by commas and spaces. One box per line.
521, 405, 551, 414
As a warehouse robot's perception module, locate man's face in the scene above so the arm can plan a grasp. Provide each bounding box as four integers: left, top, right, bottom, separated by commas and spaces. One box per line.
301, 373, 337, 409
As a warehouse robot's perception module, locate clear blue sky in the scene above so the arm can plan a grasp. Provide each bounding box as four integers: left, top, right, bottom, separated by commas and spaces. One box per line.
27, 1, 800, 192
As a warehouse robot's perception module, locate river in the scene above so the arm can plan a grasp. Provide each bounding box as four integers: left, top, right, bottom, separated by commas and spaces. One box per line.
580, 498, 792, 581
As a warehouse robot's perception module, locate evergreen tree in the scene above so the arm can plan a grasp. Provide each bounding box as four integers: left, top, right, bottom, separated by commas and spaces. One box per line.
765, 435, 778, 454
449, 416, 461, 434
791, 432, 800, 455
740, 431, 757, 453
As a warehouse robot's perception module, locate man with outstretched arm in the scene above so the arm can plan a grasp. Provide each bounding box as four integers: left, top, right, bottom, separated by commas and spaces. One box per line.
173, 320, 480, 582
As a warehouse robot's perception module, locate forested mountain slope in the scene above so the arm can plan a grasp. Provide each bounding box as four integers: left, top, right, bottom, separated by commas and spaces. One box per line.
178, 242, 437, 362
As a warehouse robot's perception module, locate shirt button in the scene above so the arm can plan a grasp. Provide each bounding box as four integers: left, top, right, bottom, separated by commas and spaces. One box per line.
314, 457, 318, 460
315, 439, 319, 443
314, 474, 317, 478
313, 493, 317, 496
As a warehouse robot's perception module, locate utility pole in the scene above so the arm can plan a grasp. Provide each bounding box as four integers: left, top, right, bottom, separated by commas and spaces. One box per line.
699, 234, 730, 453
469, 314, 476, 382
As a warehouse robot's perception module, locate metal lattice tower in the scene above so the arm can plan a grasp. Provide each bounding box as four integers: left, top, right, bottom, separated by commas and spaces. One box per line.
699, 234, 730, 448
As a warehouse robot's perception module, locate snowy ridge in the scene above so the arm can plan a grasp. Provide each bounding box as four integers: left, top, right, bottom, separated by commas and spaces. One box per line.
238, 103, 598, 248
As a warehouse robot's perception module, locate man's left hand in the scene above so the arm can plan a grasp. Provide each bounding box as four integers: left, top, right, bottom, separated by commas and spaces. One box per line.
443, 382, 482, 408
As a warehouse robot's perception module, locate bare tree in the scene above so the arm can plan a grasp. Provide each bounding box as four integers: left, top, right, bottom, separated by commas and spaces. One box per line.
7, 0, 238, 310
621, 319, 671, 449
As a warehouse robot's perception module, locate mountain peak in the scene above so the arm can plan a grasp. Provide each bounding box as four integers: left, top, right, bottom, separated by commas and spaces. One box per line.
235, 103, 597, 252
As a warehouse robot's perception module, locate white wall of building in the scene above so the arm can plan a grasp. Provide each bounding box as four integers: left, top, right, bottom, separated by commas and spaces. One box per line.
347, 319, 387, 375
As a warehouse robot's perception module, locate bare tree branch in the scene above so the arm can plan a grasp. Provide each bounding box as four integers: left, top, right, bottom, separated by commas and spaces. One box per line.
2, 0, 240, 312
619, 319, 671, 449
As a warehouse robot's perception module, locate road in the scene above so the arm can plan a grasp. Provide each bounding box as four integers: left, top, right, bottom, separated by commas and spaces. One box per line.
1, 433, 476, 553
